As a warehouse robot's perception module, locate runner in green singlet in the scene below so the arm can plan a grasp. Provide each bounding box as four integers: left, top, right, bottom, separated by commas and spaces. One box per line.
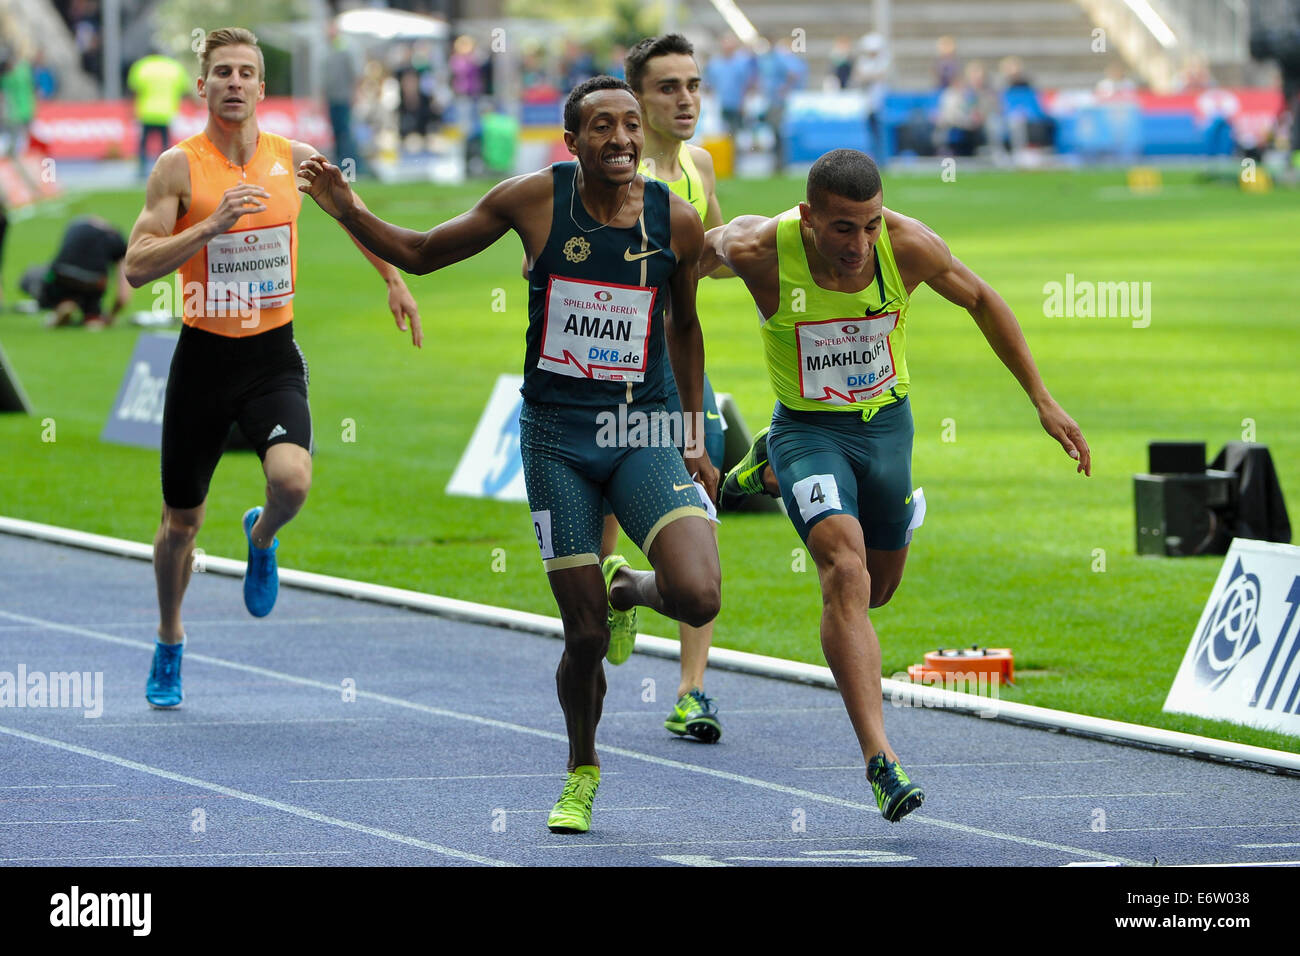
703, 148, 1091, 822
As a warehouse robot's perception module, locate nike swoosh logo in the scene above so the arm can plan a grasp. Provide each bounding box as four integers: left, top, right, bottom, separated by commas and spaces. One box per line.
904, 493, 913, 504
624, 248, 662, 261
866, 301, 899, 317
673, 482, 695, 491
706, 412, 720, 420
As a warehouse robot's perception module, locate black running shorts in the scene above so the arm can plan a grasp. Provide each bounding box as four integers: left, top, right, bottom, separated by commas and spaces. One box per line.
160, 322, 313, 509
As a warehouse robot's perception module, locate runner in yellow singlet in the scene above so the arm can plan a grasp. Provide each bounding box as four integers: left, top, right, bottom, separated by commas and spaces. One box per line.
595, 34, 734, 742
703, 148, 1091, 822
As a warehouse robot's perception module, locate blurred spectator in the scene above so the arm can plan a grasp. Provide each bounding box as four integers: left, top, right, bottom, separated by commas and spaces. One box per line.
127, 49, 190, 179
1096, 63, 1137, 99
394, 44, 439, 152
757, 33, 807, 172
998, 56, 1055, 155
828, 36, 854, 90
20, 215, 129, 329
934, 35, 959, 90
33, 50, 58, 99
354, 58, 398, 163
450, 34, 485, 128
850, 32, 890, 159
561, 39, 597, 91
1, 47, 35, 156
69, 0, 102, 79
606, 44, 628, 81
1175, 53, 1215, 93
450, 35, 485, 100
324, 23, 360, 171
519, 42, 558, 104
935, 61, 998, 157
705, 33, 756, 137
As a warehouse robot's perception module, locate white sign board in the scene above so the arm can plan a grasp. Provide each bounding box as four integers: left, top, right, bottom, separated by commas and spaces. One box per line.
1164, 538, 1300, 737
445, 374, 527, 503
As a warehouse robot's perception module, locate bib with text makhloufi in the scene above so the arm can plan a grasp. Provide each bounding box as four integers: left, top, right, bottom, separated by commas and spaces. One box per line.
796, 312, 901, 405
540, 275, 656, 382
205, 223, 295, 313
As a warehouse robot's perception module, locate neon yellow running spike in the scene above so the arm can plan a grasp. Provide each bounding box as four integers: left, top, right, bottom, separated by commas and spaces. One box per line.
664, 688, 722, 742
720, 426, 775, 511
602, 554, 637, 665
547, 765, 600, 833
867, 751, 925, 823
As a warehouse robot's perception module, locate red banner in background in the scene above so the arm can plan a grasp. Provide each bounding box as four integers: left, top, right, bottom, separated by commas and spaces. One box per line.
30, 98, 334, 161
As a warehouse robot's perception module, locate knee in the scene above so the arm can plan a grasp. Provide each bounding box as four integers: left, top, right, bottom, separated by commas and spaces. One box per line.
656, 563, 720, 628
678, 579, 721, 629
269, 464, 311, 506
159, 508, 202, 545
564, 624, 609, 666
869, 578, 900, 609
820, 550, 869, 605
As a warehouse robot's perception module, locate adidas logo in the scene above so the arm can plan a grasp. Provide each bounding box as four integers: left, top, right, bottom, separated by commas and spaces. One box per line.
267, 424, 287, 440
268, 161, 289, 176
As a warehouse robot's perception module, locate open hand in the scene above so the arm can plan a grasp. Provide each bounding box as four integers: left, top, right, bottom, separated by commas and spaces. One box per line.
297, 154, 357, 221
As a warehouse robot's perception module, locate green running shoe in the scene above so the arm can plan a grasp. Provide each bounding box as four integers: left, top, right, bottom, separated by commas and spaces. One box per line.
720, 426, 776, 511
665, 689, 722, 743
602, 554, 637, 665
547, 765, 600, 833
867, 751, 925, 822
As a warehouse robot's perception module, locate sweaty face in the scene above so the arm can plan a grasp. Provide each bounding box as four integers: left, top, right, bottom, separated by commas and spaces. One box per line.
200, 45, 265, 123
568, 89, 643, 185
802, 191, 884, 277
637, 53, 701, 143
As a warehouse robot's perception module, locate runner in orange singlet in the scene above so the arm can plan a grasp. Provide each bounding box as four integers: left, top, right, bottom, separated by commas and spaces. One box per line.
123, 27, 422, 709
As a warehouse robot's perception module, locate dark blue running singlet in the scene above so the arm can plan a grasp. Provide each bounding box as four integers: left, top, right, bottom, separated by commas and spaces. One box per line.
522, 162, 678, 407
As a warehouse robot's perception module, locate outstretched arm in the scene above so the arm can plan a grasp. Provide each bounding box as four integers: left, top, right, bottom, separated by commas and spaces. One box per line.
909, 223, 1091, 476
691, 146, 735, 279
292, 141, 421, 346
666, 201, 718, 501
298, 153, 524, 276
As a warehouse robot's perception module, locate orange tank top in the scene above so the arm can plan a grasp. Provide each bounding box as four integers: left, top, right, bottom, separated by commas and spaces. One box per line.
174, 131, 299, 337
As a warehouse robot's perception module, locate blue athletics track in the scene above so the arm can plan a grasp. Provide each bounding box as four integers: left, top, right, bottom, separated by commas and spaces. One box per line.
1, 531, 1297, 868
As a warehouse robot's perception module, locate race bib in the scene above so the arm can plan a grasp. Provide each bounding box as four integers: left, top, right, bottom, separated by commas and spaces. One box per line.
206, 224, 294, 313
795, 313, 899, 405
539, 275, 655, 382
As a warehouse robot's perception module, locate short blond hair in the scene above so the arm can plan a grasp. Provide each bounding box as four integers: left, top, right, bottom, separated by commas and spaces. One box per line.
199, 27, 264, 80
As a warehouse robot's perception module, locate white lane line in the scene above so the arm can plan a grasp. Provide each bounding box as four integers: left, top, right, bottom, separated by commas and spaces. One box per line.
0, 617, 407, 630
661, 854, 730, 867
499, 807, 669, 814
0, 608, 1144, 866
0, 850, 354, 862
799, 759, 1118, 770
602, 707, 843, 717
290, 772, 618, 784
91, 718, 386, 728
1107, 822, 1300, 832
1236, 843, 1300, 848
0, 784, 118, 790
1176, 861, 1300, 867
536, 835, 901, 849
0, 818, 139, 825
1018, 792, 1187, 800
0, 723, 514, 867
